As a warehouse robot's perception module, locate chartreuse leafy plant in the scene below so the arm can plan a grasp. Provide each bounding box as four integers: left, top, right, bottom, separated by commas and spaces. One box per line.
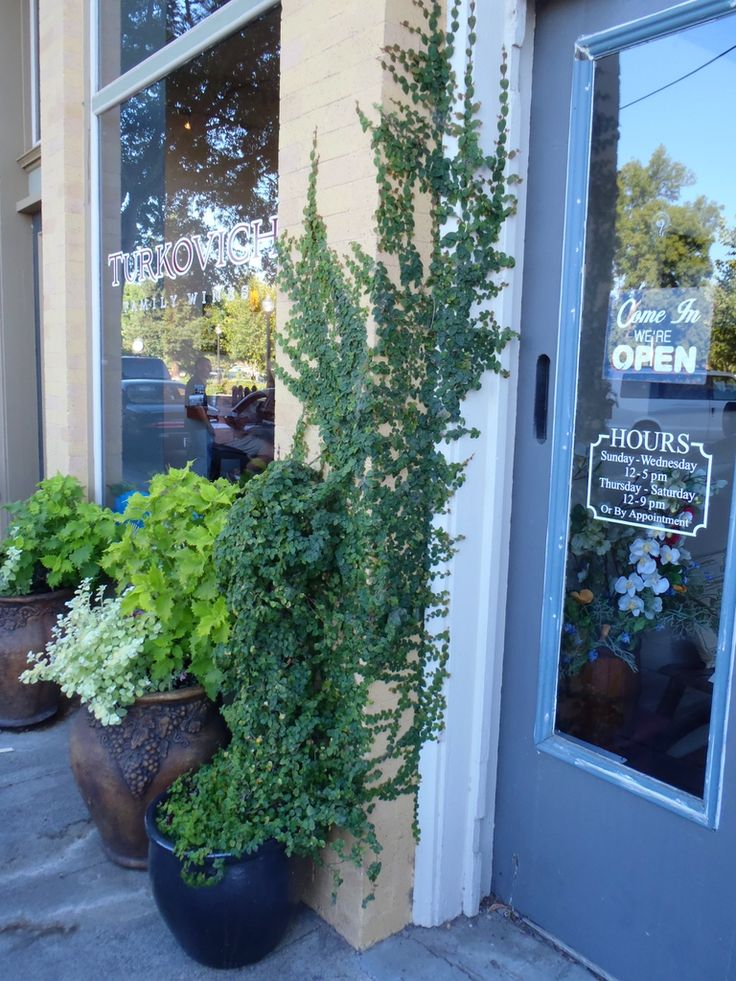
159, 0, 515, 890
101, 466, 241, 698
0, 474, 118, 597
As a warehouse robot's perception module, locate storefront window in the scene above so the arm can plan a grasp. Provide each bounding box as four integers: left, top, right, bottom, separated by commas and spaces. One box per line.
555, 15, 736, 798
99, 0, 234, 86
99, 5, 279, 502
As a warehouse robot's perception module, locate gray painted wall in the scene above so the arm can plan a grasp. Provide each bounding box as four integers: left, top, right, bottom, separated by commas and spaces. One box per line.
0, 0, 42, 531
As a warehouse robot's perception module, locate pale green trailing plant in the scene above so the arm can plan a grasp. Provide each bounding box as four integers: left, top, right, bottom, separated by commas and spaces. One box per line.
22, 580, 161, 725
0, 547, 23, 596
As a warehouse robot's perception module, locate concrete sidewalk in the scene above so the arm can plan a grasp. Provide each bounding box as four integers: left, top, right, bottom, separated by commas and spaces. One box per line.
0, 711, 600, 981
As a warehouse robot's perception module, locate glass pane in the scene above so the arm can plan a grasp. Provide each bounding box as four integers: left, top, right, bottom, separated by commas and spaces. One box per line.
99, 0, 234, 87
100, 6, 279, 504
555, 14, 736, 798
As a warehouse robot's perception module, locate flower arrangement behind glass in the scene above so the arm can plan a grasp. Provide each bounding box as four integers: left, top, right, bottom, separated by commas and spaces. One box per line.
562, 491, 718, 677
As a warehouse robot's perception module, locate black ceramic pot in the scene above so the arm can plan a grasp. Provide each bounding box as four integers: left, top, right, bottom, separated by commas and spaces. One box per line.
145, 794, 292, 968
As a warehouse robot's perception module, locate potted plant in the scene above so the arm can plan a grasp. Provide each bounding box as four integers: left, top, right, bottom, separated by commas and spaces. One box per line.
145, 459, 379, 968
144, 1, 518, 959
22, 466, 239, 867
0, 474, 117, 728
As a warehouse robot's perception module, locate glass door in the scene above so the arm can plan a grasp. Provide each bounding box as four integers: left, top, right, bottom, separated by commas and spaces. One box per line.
550, 14, 736, 804
493, 3, 736, 978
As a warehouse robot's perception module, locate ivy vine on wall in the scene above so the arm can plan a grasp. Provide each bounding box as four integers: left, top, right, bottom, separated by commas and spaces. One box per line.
276, 0, 517, 870
161, 0, 517, 894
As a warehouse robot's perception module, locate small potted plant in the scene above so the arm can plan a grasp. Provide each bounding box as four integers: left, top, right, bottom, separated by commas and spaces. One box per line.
145, 460, 380, 968
22, 466, 240, 867
0, 474, 117, 728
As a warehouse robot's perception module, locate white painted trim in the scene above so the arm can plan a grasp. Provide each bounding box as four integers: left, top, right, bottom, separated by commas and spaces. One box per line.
413, 0, 536, 926
90, 0, 103, 502
29, 0, 40, 145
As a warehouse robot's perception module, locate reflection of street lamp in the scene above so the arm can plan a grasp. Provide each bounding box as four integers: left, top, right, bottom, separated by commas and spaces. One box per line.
132, 337, 144, 354
214, 325, 222, 382
261, 296, 274, 379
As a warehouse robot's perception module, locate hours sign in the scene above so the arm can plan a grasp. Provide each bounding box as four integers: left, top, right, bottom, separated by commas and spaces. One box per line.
586, 426, 712, 537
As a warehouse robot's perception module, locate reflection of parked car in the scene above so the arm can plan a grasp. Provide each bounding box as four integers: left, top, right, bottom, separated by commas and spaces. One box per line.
610, 372, 736, 445
225, 387, 275, 427
122, 355, 171, 380
122, 379, 189, 468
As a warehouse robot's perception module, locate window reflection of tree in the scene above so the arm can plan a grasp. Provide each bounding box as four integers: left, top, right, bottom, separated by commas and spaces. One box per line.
119, 7, 280, 280
710, 232, 736, 373
614, 145, 721, 290
575, 53, 620, 449
117, 1, 233, 75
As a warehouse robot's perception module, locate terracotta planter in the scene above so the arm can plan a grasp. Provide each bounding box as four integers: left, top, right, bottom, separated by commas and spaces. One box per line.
146, 794, 292, 968
0, 590, 71, 728
69, 686, 228, 869
570, 647, 640, 749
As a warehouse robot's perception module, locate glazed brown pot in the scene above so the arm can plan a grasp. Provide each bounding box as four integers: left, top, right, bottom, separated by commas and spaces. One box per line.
0, 590, 72, 728
69, 686, 228, 869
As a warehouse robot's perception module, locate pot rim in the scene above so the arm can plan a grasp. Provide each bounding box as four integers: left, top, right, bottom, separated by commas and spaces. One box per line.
78, 684, 210, 722
134, 684, 207, 707
0, 588, 74, 605
145, 791, 282, 865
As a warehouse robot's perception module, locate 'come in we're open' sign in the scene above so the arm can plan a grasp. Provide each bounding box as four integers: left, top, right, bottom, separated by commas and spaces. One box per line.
603, 287, 713, 384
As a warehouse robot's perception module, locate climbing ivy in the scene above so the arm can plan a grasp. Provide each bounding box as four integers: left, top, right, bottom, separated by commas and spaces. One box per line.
277, 0, 515, 844
160, 0, 516, 891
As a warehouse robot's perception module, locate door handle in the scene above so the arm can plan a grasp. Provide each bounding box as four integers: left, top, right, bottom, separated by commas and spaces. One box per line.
534, 354, 550, 443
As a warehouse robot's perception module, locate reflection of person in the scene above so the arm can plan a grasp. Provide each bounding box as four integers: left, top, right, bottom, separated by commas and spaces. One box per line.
185, 356, 214, 477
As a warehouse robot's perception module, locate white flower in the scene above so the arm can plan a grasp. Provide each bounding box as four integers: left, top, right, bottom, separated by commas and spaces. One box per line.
644, 595, 664, 619
643, 572, 669, 595
659, 543, 680, 566
20, 579, 161, 725
615, 573, 644, 597
618, 594, 645, 616
629, 536, 661, 574
571, 527, 611, 557
635, 556, 657, 576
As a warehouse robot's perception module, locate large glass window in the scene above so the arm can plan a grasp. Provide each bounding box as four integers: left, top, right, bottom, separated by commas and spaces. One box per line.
555, 15, 736, 798
99, 5, 279, 503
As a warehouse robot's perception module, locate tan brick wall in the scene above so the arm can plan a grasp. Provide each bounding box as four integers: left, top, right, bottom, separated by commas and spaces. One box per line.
277, 0, 421, 948
38, 0, 91, 485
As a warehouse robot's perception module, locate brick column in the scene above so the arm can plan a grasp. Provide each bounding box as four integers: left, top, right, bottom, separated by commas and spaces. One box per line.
278, 0, 420, 948
38, 0, 90, 483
